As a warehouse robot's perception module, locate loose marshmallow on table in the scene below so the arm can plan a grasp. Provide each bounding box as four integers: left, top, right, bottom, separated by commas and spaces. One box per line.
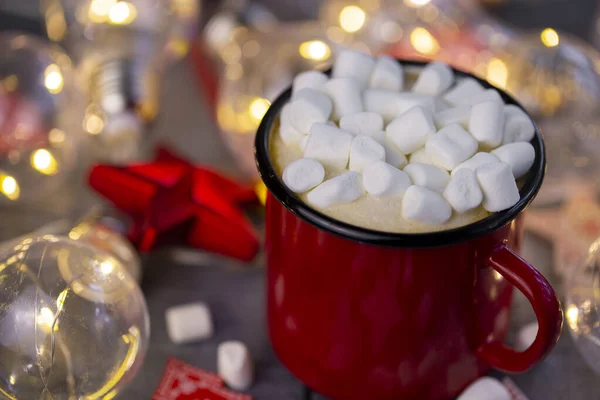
476, 162, 520, 212
349, 135, 386, 172
363, 161, 412, 197
292, 71, 328, 98
412, 62, 454, 95
516, 321, 538, 351
282, 158, 325, 193
306, 171, 364, 209
409, 147, 435, 165
279, 104, 304, 145
364, 89, 434, 121
425, 124, 478, 170
339, 112, 384, 135
325, 78, 364, 120
503, 104, 535, 144
218, 340, 254, 390
369, 55, 404, 91
491, 142, 535, 179
165, 302, 213, 344
457, 377, 510, 400
434, 105, 471, 129
402, 185, 452, 225
386, 106, 436, 154
403, 163, 450, 192
469, 100, 505, 148
332, 49, 375, 88
464, 88, 504, 106
288, 88, 332, 134
443, 168, 483, 213
303, 123, 353, 171
452, 152, 499, 175
443, 77, 485, 105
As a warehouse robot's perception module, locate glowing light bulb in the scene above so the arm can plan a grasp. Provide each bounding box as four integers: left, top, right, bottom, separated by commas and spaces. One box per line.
566, 304, 579, 332
89, 0, 117, 22
84, 113, 105, 135
410, 27, 439, 55
486, 58, 508, 89
339, 6, 366, 33
0, 175, 20, 200
48, 128, 66, 145
405, 0, 431, 7
299, 40, 331, 61
108, 2, 137, 25
249, 98, 270, 121
541, 28, 560, 48
31, 149, 59, 175
44, 64, 64, 94
100, 260, 115, 275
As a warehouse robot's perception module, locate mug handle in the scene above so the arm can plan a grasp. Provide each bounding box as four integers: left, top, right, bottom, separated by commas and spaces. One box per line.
476, 245, 563, 373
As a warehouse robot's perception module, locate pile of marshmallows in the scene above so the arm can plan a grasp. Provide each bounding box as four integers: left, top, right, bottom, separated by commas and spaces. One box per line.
279, 50, 536, 225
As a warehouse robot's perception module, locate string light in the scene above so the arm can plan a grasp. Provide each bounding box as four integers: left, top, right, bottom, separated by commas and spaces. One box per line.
339, 6, 366, 33
298, 40, 331, 61
541, 28, 560, 48
84, 113, 105, 135
410, 27, 439, 55
31, 149, 59, 175
249, 98, 270, 121
486, 58, 508, 89
44, 64, 64, 94
404, 0, 431, 7
0, 174, 20, 200
89, 0, 117, 22
566, 304, 579, 332
108, 2, 137, 25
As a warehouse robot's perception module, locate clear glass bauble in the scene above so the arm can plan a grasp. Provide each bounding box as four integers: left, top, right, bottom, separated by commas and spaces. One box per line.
0, 235, 149, 399
0, 33, 82, 205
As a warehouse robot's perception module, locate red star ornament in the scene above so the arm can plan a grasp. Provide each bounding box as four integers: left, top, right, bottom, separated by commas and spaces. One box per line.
88, 147, 260, 262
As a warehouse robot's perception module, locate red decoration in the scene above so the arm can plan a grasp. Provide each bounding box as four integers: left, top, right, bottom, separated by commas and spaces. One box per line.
0, 93, 46, 155
153, 358, 252, 400
88, 147, 260, 262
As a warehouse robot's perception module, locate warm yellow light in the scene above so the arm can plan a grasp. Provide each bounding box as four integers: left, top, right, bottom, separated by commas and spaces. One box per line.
566, 304, 579, 332
486, 58, 508, 89
84, 113, 105, 135
8, 375, 16, 385
0, 175, 19, 200
298, 40, 331, 61
404, 0, 431, 7
100, 260, 115, 275
541, 28, 560, 48
493, 270, 503, 281
167, 39, 190, 59
31, 149, 59, 175
339, 5, 366, 33
255, 181, 267, 205
108, 2, 137, 25
249, 98, 270, 121
46, 7, 67, 42
56, 290, 68, 310
4, 75, 18, 92
48, 128, 66, 145
410, 27, 439, 55
89, 0, 117, 22
39, 307, 55, 327
44, 64, 64, 94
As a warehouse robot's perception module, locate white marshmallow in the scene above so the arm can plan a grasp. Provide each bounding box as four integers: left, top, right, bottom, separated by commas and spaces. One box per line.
364, 89, 435, 121
332, 49, 375, 88
386, 106, 436, 154
425, 124, 478, 170
218, 340, 254, 390
327, 120, 337, 127
491, 142, 535, 179
434, 105, 471, 129
452, 152, 499, 176
304, 123, 353, 171
339, 112, 384, 135
363, 161, 412, 197
299, 135, 309, 151
288, 88, 332, 134
279, 104, 304, 145
402, 185, 452, 225
403, 163, 450, 192
457, 377, 510, 400
409, 147, 435, 165
349, 135, 386, 172
469, 100, 505, 148
443, 78, 485, 105
433, 97, 450, 113
412, 62, 454, 95
282, 158, 325, 193
475, 162, 520, 212
369, 56, 404, 91
443, 168, 483, 213
292, 71, 328, 98
503, 104, 535, 144
165, 303, 213, 344
306, 171, 364, 209
382, 139, 408, 169
325, 78, 364, 120
464, 89, 504, 106
516, 321, 538, 351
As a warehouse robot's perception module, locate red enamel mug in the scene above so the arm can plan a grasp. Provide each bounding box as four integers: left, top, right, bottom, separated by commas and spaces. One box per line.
255, 61, 562, 400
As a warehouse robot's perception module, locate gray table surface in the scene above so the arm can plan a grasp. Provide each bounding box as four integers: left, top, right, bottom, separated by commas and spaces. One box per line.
1, 58, 600, 400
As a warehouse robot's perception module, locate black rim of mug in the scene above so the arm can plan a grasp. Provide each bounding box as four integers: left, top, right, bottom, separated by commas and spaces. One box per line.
254, 59, 546, 248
